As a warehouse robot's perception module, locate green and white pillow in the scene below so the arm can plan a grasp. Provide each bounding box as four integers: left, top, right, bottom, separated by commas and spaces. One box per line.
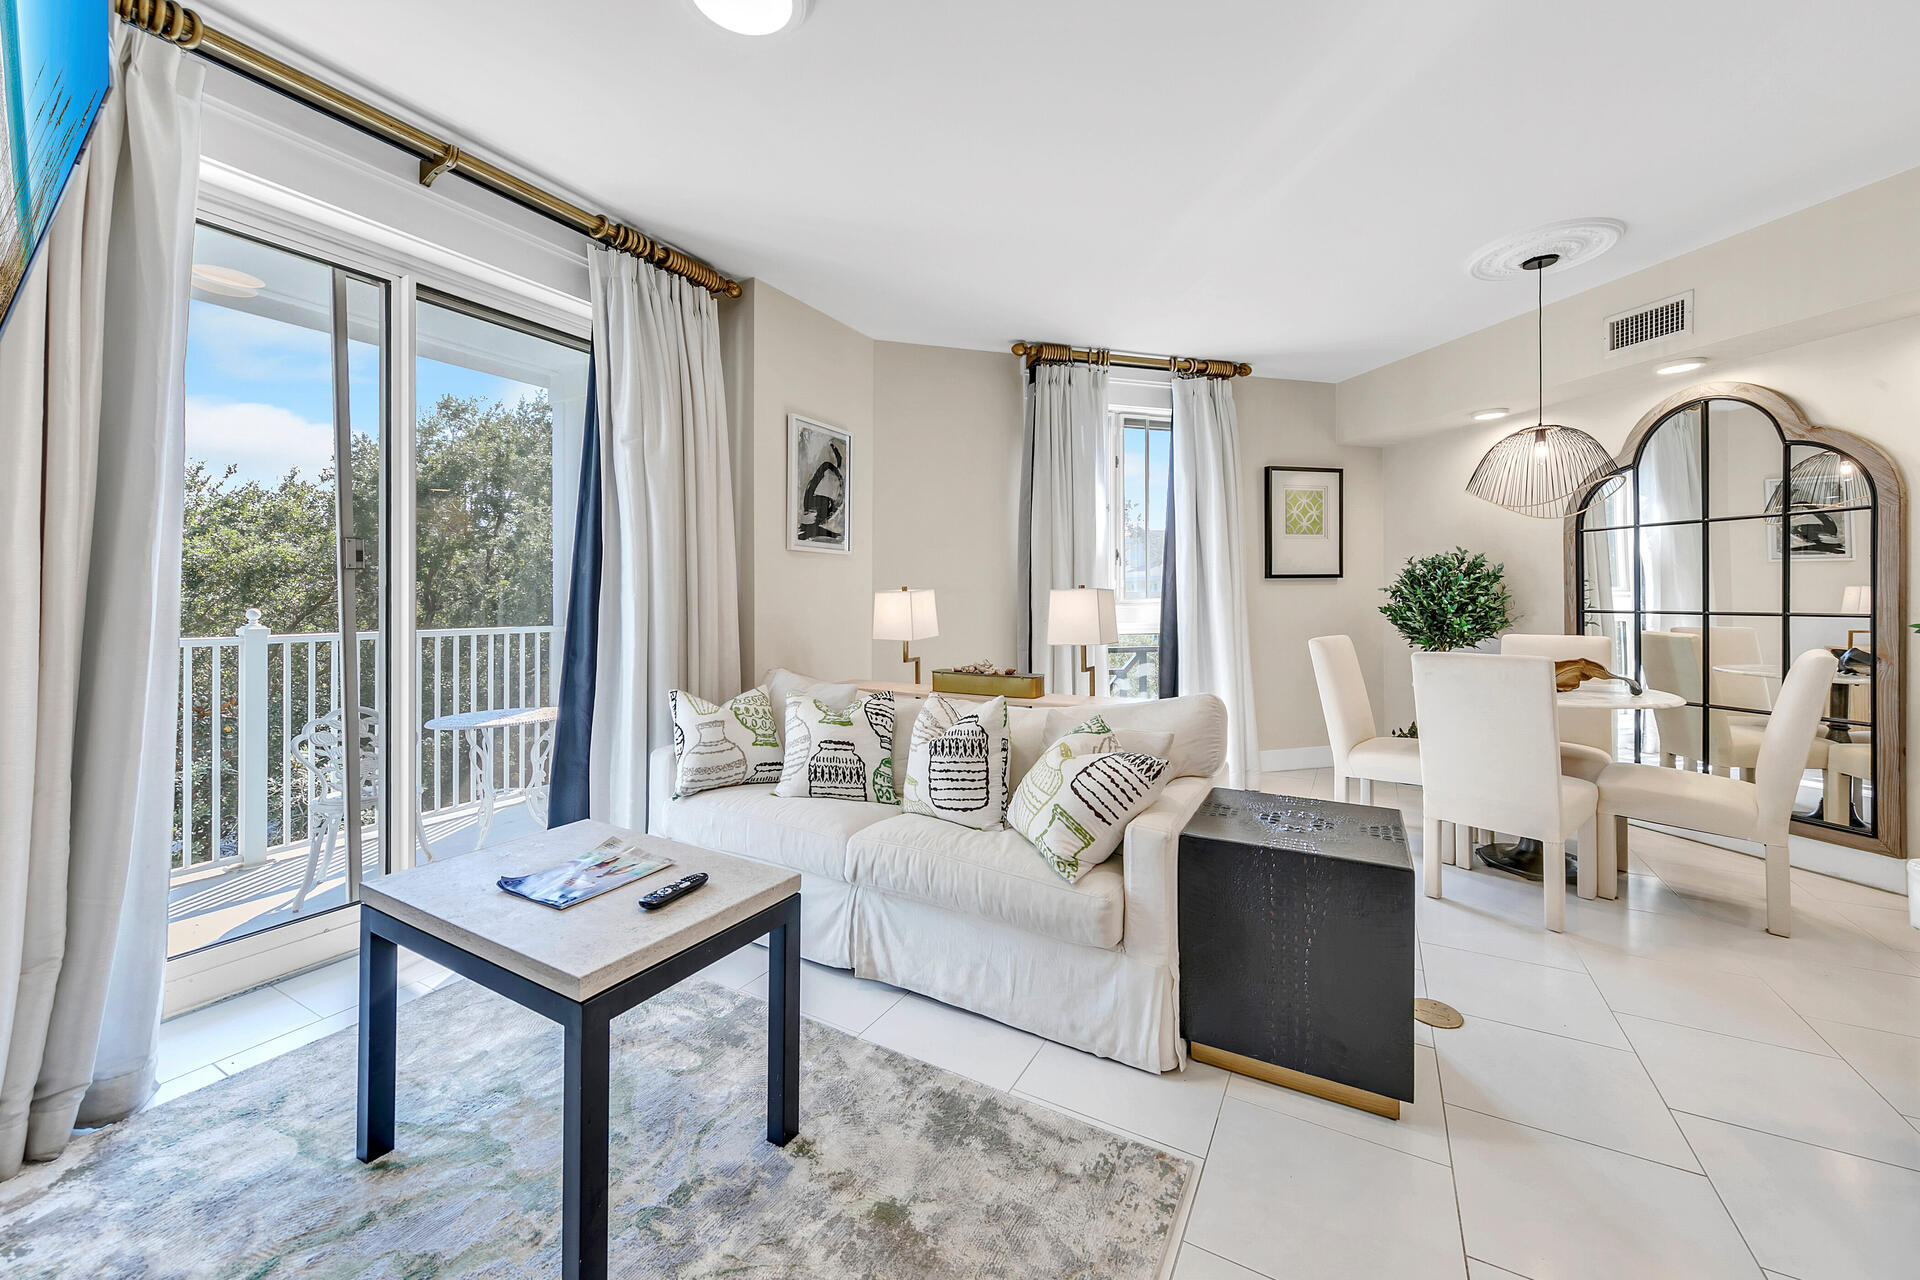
1007, 715, 1171, 882
774, 690, 899, 804
902, 694, 1012, 830
668, 686, 785, 798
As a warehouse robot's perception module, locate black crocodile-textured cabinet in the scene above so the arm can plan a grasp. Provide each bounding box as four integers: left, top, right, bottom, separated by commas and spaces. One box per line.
1178, 787, 1415, 1106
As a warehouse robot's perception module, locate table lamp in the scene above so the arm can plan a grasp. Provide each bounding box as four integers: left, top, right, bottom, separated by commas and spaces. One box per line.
873, 587, 939, 684
1047, 586, 1117, 696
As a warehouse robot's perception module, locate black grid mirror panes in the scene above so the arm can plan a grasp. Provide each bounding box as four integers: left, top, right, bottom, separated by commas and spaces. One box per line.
1637, 405, 1703, 523
1582, 528, 1635, 612
1641, 523, 1704, 613
1706, 398, 1783, 518
1706, 517, 1781, 614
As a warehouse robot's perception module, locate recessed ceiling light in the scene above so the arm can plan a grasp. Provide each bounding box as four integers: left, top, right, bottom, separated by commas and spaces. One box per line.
191, 264, 265, 298
1655, 358, 1708, 376
693, 0, 810, 35
1471, 407, 1510, 422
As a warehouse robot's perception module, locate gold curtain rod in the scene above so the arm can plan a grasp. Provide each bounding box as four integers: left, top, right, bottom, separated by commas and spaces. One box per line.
111, 0, 741, 297
1011, 341, 1252, 379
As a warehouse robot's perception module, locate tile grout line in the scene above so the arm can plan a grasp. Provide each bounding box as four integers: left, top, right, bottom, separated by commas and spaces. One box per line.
1668, 1107, 1920, 1175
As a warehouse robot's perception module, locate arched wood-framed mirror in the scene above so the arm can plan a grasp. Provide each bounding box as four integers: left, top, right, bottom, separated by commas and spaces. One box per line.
1564, 382, 1907, 858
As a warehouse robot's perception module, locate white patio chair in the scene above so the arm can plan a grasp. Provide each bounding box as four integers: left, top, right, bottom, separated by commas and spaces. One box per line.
289, 706, 435, 912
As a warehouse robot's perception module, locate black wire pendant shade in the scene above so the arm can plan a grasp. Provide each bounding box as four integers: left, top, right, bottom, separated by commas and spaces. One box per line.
1466, 253, 1625, 519
1763, 448, 1867, 514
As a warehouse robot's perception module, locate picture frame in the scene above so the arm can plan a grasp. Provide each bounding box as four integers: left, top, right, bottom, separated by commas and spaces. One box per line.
1763, 477, 1854, 561
788, 413, 852, 554
1264, 466, 1343, 578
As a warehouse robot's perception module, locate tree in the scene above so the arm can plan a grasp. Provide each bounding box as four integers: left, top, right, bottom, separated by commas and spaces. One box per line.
175, 391, 559, 864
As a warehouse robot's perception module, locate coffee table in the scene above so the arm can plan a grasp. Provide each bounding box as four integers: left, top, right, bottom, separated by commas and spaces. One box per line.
356, 819, 801, 1280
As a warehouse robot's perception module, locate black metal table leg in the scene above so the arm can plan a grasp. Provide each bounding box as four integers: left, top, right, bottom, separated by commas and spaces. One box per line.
356, 918, 396, 1163
562, 1008, 611, 1280
767, 898, 801, 1146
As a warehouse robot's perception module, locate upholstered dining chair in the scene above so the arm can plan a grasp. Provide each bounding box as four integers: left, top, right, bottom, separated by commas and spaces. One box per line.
1412, 652, 1599, 932
1596, 647, 1838, 937
1310, 634, 1420, 805
1499, 633, 1616, 782
1640, 631, 1706, 770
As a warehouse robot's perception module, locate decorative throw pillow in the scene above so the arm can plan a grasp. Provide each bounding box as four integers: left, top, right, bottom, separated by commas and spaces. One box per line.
902, 695, 1012, 830
1008, 715, 1171, 882
774, 690, 899, 804
668, 687, 785, 798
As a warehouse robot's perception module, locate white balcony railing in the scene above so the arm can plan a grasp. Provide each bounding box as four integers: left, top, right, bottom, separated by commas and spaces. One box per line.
173, 617, 559, 876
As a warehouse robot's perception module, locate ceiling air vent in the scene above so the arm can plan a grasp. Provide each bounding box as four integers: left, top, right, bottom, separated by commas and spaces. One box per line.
1606, 291, 1692, 354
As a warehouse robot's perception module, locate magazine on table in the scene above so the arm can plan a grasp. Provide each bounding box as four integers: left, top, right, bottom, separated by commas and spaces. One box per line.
497, 836, 674, 909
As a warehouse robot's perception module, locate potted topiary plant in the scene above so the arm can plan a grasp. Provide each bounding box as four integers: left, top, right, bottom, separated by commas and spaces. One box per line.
1378, 548, 1518, 736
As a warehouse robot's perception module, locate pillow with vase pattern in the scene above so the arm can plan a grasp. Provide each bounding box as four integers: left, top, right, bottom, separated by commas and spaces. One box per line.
1007, 714, 1171, 882
774, 690, 899, 804
667, 686, 785, 798
902, 694, 1012, 830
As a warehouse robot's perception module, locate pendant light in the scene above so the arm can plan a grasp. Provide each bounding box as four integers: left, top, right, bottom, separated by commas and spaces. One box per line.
1466, 253, 1623, 518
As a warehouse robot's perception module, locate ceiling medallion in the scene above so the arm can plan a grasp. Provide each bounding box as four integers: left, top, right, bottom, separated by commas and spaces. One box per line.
1465, 217, 1627, 282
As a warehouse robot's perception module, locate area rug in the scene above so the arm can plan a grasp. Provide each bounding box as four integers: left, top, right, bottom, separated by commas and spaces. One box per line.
0, 977, 1190, 1279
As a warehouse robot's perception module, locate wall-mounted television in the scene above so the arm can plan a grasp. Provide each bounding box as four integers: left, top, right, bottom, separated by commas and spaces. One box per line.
2, 0, 110, 335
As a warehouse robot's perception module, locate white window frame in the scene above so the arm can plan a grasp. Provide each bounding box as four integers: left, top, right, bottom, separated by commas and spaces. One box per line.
167, 161, 591, 1016
1106, 407, 1172, 637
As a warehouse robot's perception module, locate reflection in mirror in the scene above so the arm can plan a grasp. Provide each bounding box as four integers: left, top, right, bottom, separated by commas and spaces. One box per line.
1581, 528, 1634, 611
1682, 621, 1776, 712
1640, 523, 1703, 612
1706, 518, 1779, 613
1637, 405, 1702, 523
1706, 398, 1783, 518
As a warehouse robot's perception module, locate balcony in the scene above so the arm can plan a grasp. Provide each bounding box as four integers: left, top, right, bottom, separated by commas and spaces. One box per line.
169, 620, 559, 958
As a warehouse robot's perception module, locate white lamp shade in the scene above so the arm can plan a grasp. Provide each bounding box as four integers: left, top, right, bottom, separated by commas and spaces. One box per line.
873, 588, 939, 642
1047, 587, 1118, 647
1842, 584, 1872, 614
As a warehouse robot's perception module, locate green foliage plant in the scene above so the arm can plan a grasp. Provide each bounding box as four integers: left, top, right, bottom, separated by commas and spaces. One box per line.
1379, 547, 1517, 653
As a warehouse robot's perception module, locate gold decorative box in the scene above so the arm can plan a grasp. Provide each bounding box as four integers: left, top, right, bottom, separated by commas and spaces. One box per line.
931, 669, 1046, 699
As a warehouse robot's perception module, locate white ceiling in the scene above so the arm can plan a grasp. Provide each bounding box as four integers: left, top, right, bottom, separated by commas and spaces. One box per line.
202, 0, 1920, 382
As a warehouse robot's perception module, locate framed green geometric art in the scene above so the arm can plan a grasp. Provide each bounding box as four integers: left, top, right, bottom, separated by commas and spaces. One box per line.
1264, 466, 1343, 578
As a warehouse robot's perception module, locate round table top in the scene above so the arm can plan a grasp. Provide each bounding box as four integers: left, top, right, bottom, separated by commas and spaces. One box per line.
1711, 662, 1869, 685
424, 705, 559, 731
1556, 684, 1686, 710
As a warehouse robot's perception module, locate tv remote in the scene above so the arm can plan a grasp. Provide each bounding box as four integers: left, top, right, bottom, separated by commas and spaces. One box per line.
639, 872, 708, 911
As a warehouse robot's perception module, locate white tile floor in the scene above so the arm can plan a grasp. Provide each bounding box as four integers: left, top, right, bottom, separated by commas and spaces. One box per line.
150, 766, 1920, 1280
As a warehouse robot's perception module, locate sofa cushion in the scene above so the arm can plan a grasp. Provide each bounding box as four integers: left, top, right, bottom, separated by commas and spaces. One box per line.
902, 694, 1012, 829
775, 690, 900, 804
764, 667, 861, 747
666, 686, 784, 797
1043, 694, 1226, 779
846, 814, 1125, 949
653, 784, 897, 881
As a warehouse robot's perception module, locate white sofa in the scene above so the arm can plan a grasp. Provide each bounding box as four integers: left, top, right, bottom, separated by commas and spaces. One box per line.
647, 693, 1229, 1072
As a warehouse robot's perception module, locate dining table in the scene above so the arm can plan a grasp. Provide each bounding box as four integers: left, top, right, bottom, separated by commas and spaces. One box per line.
1473, 680, 1686, 883
1711, 661, 1871, 741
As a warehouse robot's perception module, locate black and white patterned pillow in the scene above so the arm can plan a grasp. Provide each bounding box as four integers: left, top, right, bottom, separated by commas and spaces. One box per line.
773, 690, 899, 804
901, 694, 1011, 830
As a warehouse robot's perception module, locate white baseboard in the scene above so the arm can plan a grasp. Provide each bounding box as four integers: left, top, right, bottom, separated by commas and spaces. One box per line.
1628, 820, 1907, 895
1258, 746, 1334, 773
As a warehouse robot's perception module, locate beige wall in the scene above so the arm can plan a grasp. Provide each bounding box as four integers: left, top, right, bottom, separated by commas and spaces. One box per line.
1234, 376, 1388, 754
869, 341, 1026, 680
722, 280, 876, 684
1371, 316, 1920, 862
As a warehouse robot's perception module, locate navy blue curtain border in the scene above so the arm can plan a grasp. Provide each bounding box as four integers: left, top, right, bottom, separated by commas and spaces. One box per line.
548, 354, 601, 826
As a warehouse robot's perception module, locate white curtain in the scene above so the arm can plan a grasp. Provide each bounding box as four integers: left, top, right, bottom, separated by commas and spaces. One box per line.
1170, 375, 1260, 787
0, 30, 203, 1177
586, 250, 741, 828
1017, 362, 1111, 695
1639, 412, 1703, 612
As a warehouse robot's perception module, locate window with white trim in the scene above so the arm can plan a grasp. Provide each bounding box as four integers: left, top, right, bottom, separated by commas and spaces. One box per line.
1106, 409, 1170, 698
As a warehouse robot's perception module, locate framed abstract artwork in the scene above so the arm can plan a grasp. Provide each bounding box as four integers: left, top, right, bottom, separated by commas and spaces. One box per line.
1264, 466, 1343, 578
788, 413, 851, 554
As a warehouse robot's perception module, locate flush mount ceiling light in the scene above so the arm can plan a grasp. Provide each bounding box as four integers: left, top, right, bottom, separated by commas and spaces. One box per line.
190, 264, 265, 298
1471, 407, 1510, 422
1466, 253, 1624, 519
693, 0, 810, 35
1655, 357, 1709, 376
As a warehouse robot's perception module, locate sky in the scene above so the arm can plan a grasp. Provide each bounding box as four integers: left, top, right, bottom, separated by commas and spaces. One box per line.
3, 0, 108, 321
183, 295, 537, 487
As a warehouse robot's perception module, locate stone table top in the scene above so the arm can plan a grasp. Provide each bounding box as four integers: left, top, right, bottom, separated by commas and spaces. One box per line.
360, 819, 798, 1002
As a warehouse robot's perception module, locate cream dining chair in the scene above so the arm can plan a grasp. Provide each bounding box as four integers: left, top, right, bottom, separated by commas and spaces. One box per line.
1310, 634, 1420, 805
1413, 652, 1599, 932
1596, 647, 1838, 936
1499, 633, 1616, 782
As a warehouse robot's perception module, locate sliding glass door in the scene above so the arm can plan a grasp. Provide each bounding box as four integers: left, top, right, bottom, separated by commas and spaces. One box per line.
170, 224, 388, 957
411, 294, 589, 860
